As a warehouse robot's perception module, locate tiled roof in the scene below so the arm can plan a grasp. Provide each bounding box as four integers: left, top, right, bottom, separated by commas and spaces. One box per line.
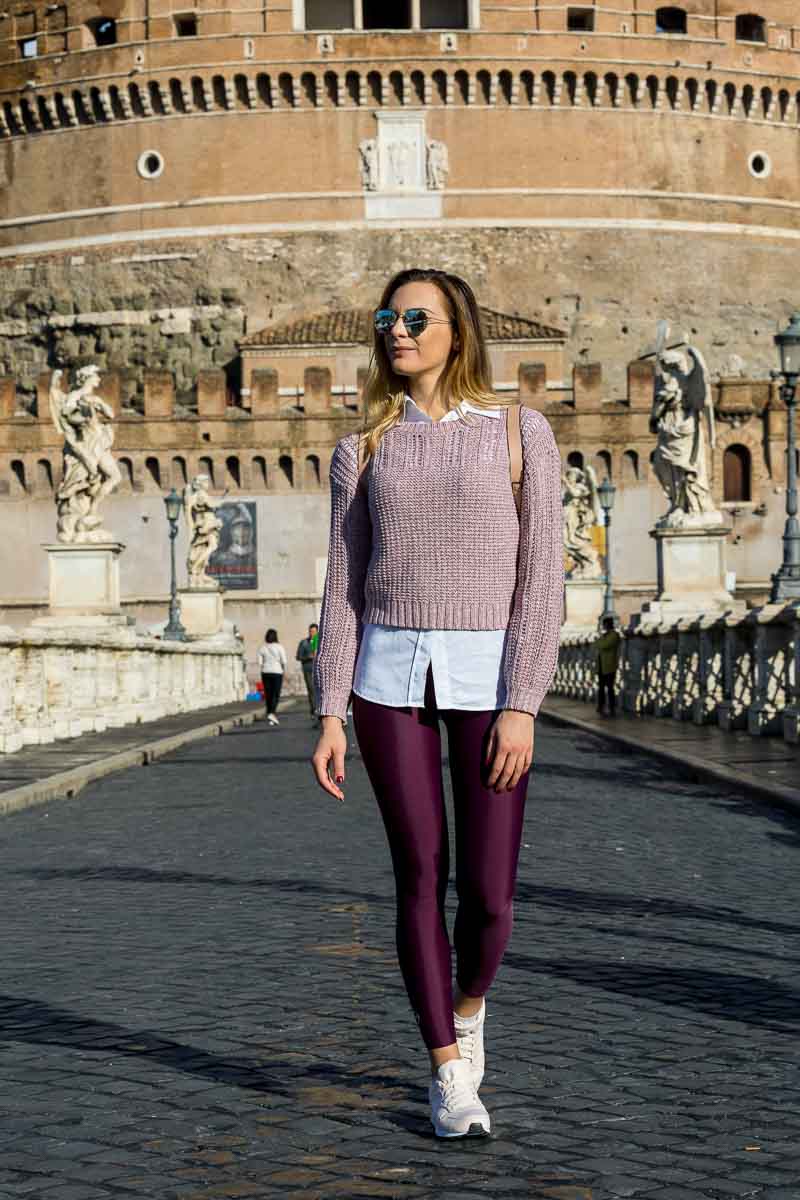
239, 306, 565, 348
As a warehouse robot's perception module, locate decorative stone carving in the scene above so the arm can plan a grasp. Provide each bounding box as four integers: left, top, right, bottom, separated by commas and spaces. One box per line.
425, 138, 449, 190
386, 138, 414, 187
649, 324, 723, 529
358, 138, 378, 190
183, 474, 224, 587
363, 112, 444, 219
49, 365, 121, 544
562, 464, 603, 578
718, 352, 746, 378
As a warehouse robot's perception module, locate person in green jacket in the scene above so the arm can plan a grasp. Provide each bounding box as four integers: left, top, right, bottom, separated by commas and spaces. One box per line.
296, 623, 319, 722
594, 616, 621, 716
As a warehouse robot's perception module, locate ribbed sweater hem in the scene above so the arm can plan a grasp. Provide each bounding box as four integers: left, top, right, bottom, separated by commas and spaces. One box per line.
362, 599, 512, 629
316, 687, 351, 723
503, 686, 546, 718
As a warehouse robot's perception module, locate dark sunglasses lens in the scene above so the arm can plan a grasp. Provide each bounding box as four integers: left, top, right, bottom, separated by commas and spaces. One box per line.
374, 309, 397, 332
403, 309, 428, 335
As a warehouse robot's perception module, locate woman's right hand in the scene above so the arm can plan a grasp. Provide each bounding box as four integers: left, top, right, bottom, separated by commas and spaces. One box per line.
311, 715, 348, 802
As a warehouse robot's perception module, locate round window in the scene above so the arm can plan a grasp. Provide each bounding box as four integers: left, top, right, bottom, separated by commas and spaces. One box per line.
137, 149, 165, 180
748, 151, 772, 179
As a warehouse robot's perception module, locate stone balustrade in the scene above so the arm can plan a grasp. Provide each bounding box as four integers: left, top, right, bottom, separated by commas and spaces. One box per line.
553, 600, 800, 744
0, 625, 247, 754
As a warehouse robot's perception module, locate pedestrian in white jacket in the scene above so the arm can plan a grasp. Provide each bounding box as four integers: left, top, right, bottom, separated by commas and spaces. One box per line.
258, 629, 287, 726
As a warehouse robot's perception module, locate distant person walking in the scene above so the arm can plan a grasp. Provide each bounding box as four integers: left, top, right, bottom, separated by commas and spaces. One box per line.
594, 617, 621, 716
296, 623, 320, 723
258, 629, 287, 727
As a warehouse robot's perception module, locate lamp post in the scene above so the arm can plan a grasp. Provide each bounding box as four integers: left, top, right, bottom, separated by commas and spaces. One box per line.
770, 312, 800, 603
163, 487, 187, 641
597, 475, 618, 626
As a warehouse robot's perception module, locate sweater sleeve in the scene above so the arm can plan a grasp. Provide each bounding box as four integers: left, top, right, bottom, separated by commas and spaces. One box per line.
502, 409, 565, 717
313, 435, 372, 721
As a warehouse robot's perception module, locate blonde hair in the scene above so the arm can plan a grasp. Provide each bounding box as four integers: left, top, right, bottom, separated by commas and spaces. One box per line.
358, 268, 513, 463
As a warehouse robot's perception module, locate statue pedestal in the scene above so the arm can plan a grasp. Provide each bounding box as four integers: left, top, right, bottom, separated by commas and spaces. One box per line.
564, 579, 606, 629
177, 586, 224, 638
31, 542, 126, 626
637, 525, 746, 622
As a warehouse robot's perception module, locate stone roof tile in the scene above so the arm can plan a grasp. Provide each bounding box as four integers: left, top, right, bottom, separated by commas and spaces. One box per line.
239, 306, 565, 348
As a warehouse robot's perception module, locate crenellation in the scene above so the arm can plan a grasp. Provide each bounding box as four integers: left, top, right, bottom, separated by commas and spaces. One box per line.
302, 367, 332, 415
196, 369, 227, 418
0, 379, 16, 421
35, 372, 52, 425
143, 371, 175, 420
627, 360, 656, 410
572, 362, 604, 411
97, 370, 122, 418
518, 362, 548, 410
250, 369, 280, 417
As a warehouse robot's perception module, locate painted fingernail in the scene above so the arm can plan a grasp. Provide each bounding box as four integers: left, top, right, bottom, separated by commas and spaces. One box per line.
336, 775, 344, 784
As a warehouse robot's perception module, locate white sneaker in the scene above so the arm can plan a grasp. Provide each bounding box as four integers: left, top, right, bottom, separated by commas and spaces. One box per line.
454, 999, 486, 1090
266, 713, 278, 726
428, 1058, 490, 1138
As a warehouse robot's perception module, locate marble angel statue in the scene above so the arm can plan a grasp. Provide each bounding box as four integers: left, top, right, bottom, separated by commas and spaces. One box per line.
562, 462, 603, 577
49, 364, 121, 544
648, 322, 723, 529
183, 474, 224, 587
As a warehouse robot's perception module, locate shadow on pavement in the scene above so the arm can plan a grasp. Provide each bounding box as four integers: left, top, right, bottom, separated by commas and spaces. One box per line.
504, 952, 800, 1031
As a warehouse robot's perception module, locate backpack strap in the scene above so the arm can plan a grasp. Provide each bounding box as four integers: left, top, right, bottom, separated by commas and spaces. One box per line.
506, 402, 523, 517
357, 434, 369, 494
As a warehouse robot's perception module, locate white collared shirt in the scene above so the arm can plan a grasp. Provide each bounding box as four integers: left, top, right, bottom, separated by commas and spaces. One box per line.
351, 395, 511, 711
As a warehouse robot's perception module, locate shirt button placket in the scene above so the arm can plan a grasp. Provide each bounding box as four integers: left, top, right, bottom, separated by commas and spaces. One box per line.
408, 630, 431, 706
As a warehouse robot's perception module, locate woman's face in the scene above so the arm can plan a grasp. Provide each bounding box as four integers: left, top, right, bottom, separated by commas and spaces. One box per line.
383, 281, 457, 380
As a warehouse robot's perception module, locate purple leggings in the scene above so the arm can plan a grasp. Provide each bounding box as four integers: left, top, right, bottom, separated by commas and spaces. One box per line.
351, 664, 530, 1051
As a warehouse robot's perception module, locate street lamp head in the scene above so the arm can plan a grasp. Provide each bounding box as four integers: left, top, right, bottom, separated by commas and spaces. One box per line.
597, 475, 616, 513
774, 311, 800, 378
164, 487, 183, 524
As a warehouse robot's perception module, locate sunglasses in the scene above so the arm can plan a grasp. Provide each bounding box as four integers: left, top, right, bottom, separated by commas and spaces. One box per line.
373, 307, 454, 337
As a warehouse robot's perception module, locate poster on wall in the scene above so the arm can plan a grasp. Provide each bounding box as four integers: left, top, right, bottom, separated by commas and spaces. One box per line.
207, 501, 258, 590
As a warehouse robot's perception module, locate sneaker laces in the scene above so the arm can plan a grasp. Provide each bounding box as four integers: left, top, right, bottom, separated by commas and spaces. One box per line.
456, 1027, 475, 1060
437, 1073, 476, 1113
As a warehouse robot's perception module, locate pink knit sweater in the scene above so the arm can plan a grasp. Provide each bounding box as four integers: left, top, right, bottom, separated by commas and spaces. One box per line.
313, 406, 565, 721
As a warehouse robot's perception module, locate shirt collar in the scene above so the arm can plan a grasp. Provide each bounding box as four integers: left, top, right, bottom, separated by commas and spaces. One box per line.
403, 394, 505, 423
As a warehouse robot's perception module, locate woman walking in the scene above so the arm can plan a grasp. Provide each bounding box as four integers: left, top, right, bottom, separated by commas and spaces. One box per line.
311, 268, 564, 1138
258, 628, 287, 727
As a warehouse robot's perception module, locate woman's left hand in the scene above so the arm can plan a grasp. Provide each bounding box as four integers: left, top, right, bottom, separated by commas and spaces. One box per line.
485, 710, 534, 793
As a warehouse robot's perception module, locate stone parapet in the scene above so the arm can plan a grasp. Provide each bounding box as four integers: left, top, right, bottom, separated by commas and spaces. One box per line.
553, 598, 800, 744
0, 626, 246, 755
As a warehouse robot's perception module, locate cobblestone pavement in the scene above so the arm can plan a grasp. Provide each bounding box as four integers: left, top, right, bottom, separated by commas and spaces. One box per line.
0, 710, 799, 1200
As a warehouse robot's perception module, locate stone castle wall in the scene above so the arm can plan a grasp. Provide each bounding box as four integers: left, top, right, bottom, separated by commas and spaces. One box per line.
2, 226, 799, 406
3, 3, 800, 397
2, 2, 797, 671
